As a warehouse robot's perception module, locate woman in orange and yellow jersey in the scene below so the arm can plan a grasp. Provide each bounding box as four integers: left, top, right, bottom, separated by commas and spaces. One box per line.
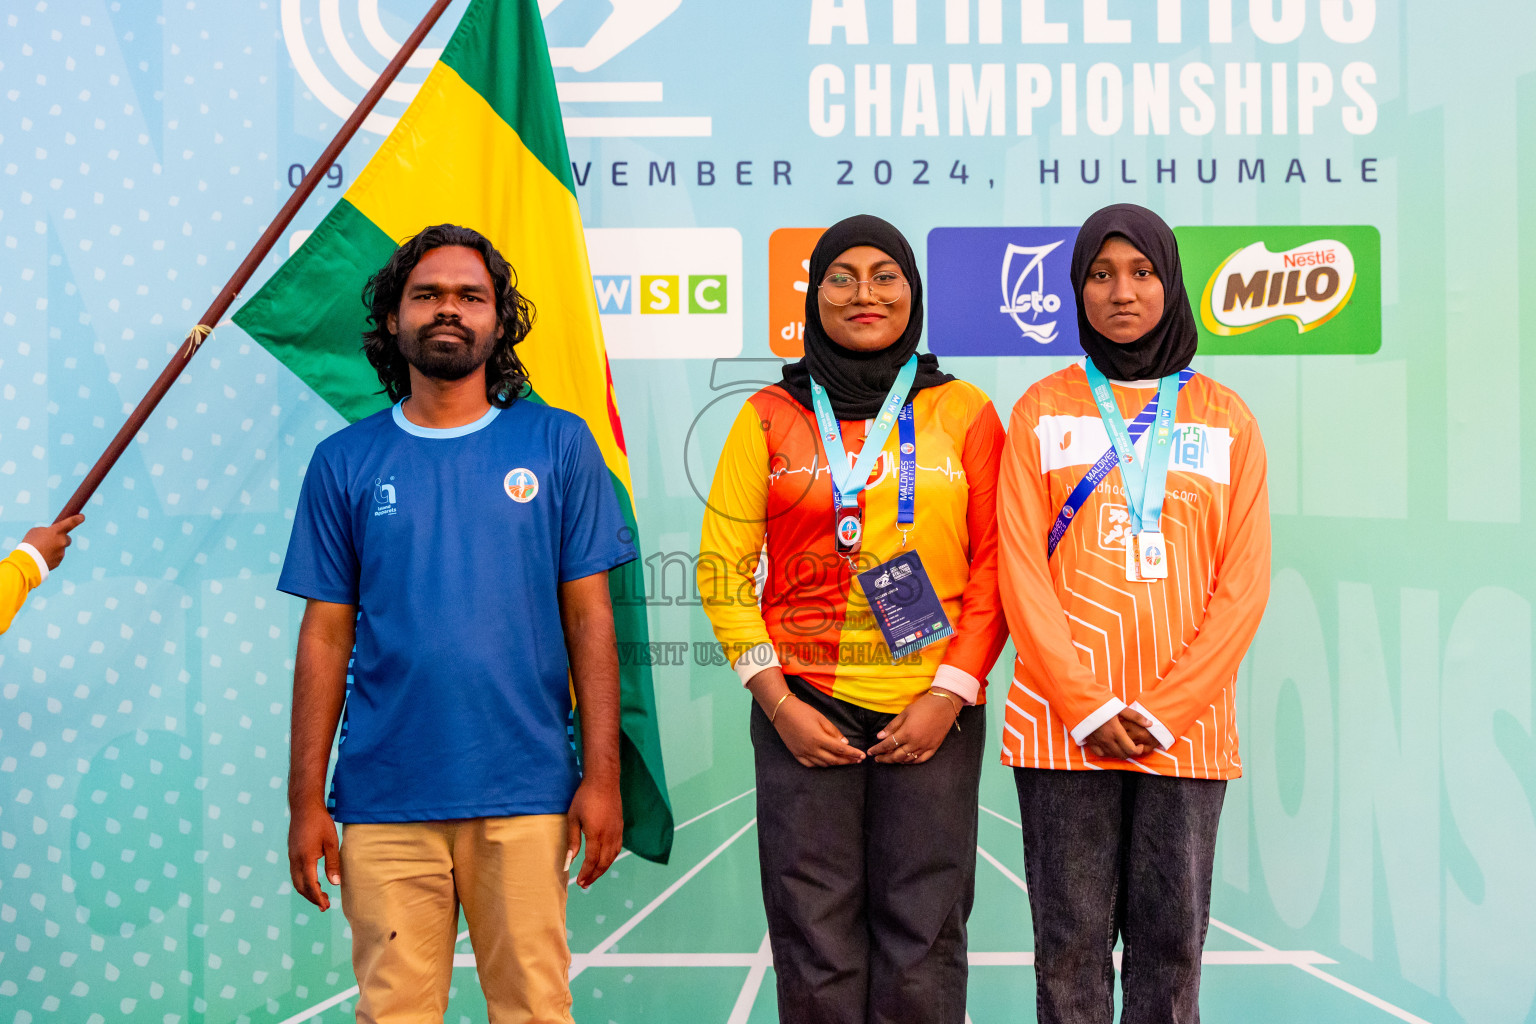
699, 214, 1008, 1023
998, 203, 1271, 1023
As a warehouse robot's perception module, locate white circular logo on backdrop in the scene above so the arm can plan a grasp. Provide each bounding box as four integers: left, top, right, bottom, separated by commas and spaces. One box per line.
280, 0, 688, 136
280, 0, 446, 136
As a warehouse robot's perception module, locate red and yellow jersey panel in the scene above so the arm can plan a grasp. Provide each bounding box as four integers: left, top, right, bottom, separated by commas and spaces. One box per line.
699, 379, 1008, 714
997, 364, 1270, 779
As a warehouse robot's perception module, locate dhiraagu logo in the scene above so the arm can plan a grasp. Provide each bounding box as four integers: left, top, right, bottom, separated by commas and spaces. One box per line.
1175, 225, 1381, 355
586, 227, 743, 358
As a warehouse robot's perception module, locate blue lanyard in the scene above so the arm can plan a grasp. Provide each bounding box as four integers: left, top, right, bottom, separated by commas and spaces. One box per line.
1046, 369, 1192, 558
1082, 361, 1181, 535
810, 355, 919, 511
896, 403, 916, 526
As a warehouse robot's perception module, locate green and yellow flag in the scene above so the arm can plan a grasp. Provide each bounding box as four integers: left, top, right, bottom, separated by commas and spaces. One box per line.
234, 0, 673, 862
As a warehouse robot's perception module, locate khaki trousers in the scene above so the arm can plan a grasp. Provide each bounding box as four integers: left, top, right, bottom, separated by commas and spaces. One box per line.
339, 814, 574, 1024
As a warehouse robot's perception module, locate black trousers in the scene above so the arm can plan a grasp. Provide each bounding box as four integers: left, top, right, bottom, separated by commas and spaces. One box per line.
1013, 767, 1227, 1024
752, 676, 986, 1024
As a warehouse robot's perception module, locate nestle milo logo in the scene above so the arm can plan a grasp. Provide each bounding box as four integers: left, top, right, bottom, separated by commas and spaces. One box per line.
1202, 240, 1356, 336
1176, 226, 1380, 355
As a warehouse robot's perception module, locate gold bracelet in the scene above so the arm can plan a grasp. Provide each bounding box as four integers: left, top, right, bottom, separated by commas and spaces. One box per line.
769, 692, 794, 723
927, 689, 962, 730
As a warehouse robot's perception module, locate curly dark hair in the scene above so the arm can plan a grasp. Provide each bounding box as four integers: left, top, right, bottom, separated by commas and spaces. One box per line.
361, 224, 535, 407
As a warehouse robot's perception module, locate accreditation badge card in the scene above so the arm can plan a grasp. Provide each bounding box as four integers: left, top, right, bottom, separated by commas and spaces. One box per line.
856, 551, 954, 662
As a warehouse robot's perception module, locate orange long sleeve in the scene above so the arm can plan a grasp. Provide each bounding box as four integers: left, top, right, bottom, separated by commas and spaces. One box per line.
997, 364, 1270, 779
997, 380, 1121, 737
1135, 410, 1270, 744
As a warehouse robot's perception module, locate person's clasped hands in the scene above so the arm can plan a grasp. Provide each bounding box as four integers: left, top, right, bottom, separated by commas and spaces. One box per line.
1084, 707, 1162, 760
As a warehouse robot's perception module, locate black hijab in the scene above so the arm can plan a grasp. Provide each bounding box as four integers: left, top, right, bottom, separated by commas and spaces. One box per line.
1070, 203, 1198, 381
778, 214, 953, 418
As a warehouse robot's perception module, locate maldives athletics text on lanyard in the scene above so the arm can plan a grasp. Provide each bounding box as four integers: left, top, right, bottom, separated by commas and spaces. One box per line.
808, 355, 918, 558
1083, 360, 1180, 582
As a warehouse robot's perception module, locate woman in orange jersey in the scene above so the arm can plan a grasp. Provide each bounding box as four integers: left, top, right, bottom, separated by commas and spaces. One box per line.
698, 214, 1008, 1023
997, 203, 1270, 1023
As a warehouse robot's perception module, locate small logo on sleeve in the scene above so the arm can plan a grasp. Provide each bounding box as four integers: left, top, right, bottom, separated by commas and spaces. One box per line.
504, 468, 540, 503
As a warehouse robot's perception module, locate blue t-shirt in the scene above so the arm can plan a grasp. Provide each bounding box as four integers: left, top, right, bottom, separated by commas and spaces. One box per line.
278, 398, 636, 823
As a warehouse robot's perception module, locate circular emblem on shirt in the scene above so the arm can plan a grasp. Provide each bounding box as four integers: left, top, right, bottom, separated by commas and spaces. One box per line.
504, 468, 539, 503
837, 513, 862, 546
900, 442, 915, 455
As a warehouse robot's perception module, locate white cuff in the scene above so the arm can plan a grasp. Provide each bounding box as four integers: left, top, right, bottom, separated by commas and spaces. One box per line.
931, 664, 981, 705
1129, 701, 1176, 751
15, 543, 48, 583
1070, 698, 1128, 746
733, 643, 781, 688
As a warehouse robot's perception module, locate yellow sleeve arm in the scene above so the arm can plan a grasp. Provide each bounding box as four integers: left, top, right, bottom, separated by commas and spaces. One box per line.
0, 549, 44, 635
697, 402, 773, 670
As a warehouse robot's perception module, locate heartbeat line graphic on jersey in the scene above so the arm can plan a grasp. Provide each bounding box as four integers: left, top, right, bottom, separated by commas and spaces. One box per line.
768, 456, 966, 485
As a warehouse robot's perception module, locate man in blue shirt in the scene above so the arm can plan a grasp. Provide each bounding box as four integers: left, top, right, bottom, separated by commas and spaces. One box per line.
280, 224, 635, 1023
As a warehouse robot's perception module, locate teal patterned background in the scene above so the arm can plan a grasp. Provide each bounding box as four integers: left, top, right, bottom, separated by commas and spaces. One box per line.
1, 1, 1532, 1021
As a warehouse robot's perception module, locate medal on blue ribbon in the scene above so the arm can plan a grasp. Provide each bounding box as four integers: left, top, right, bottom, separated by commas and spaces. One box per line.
1083, 361, 1180, 582
809, 355, 919, 557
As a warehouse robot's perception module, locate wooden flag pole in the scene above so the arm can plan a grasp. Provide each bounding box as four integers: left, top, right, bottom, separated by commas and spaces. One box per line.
53, 0, 456, 522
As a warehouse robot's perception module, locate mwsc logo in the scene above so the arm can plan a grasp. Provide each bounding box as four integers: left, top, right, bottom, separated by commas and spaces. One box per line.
593, 274, 728, 316
586, 228, 743, 358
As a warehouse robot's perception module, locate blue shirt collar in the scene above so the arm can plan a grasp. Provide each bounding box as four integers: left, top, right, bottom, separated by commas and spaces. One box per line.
391, 399, 501, 439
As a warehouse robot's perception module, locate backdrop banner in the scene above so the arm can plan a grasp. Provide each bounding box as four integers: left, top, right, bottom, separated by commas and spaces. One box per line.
1, 2, 1532, 1023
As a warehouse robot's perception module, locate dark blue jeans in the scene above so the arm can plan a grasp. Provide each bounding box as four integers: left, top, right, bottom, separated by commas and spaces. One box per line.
754, 676, 986, 1024
1013, 768, 1227, 1024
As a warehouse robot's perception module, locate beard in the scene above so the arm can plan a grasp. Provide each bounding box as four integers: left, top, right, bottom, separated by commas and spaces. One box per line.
397, 320, 496, 382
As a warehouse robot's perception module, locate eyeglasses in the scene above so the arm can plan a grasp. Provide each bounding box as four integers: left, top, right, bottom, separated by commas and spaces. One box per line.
818, 271, 907, 306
